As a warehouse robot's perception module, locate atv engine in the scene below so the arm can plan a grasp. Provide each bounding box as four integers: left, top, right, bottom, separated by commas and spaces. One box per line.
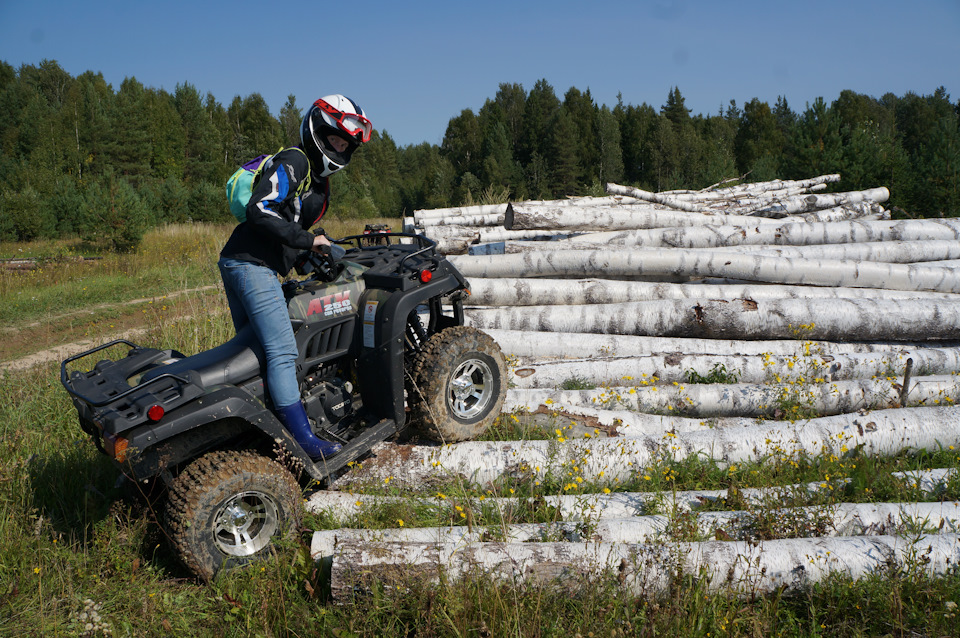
302, 372, 353, 431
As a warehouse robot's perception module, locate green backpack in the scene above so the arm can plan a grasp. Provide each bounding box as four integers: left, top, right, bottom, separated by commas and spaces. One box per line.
225, 147, 311, 222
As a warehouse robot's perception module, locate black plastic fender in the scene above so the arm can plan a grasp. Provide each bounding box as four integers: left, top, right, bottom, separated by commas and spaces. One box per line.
118, 385, 321, 481
356, 274, 465, 425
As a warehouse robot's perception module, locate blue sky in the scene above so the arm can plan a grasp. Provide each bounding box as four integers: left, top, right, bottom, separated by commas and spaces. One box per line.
1, 0, 958, 147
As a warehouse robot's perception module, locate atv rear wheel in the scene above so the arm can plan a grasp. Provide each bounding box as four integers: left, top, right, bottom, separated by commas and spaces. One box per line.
409, 326, 506, 442
165, 450, 302, 581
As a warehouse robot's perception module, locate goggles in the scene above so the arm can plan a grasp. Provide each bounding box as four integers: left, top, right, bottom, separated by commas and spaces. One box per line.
315, 98, 373, 143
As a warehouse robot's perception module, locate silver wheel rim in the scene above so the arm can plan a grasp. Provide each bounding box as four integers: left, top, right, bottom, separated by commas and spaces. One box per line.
447, 357, 495, 420
212, 490, 281, 557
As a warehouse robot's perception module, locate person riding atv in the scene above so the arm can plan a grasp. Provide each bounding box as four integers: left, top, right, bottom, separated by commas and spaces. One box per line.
62, 232, 507, 580
60, 95, 508, 580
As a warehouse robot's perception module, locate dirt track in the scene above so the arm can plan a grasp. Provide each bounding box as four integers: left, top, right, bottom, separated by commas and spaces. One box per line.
0, 285, 219, 373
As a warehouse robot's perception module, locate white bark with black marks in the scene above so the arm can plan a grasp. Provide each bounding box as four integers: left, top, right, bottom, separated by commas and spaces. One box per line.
451, 250, 960, 292
337, 405, 960, 488
504, 374, 960, 420
329, 534, 960, 600
466, 277, 959, 307
466, 298, 960, 341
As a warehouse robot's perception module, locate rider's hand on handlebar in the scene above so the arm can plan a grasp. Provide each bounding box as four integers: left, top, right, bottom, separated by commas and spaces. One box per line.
311, 234, 332, 252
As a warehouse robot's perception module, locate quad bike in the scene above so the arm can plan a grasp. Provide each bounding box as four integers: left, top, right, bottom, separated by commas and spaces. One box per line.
60, 232, 506, 580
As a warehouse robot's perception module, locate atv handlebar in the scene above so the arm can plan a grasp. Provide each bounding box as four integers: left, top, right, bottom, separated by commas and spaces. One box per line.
295, 232, 441, 282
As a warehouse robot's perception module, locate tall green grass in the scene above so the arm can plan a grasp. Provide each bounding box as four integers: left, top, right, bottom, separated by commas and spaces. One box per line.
1, 223, 959, 636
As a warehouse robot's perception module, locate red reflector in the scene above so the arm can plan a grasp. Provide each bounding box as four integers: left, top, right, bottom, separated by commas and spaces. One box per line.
419, 269, 433, 283
147, 405, 165, 421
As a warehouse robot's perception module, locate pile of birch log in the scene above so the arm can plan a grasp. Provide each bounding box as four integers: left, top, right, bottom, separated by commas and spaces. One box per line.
313, 175, 960, 600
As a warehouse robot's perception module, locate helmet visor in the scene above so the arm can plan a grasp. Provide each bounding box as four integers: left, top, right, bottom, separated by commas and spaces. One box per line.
315, 98, 372, 143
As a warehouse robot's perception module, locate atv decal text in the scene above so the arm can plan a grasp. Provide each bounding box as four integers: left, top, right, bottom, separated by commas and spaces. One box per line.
306, 291, 352, 317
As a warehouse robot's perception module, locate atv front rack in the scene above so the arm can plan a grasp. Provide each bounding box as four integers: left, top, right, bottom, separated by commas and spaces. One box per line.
334, 232, 466, 292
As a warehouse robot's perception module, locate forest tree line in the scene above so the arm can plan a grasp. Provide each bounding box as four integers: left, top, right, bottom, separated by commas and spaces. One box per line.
1, 59, 958, 251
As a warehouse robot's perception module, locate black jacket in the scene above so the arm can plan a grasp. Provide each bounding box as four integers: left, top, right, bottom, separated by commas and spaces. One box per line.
220, 148, 329, 275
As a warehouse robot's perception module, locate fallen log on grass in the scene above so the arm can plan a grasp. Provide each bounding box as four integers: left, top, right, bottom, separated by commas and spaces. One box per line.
504, 203, 793, 232
501, 348, 958, 389
504, 375, 960, 420
451, 250, 960, 293
484, 329, 918, 359
313, 501, 960, 564
316, 471, 956, 523
494, 239, 960, 266
467, 298, 960, 342
338, 406, 960, 488
329, 533, 960, 599
466, 277, 959, 307
551, 218, 960, 249
505, 201, 885, 233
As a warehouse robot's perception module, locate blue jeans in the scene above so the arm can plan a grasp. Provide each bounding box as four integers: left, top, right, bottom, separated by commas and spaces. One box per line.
218, 257, 300, 409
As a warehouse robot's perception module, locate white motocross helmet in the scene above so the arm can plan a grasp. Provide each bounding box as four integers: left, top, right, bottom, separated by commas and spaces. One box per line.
300, 94, 372, 177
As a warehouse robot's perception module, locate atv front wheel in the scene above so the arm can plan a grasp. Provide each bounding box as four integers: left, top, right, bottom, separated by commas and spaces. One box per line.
409, 326, 506, 442
165, 450, 302, 581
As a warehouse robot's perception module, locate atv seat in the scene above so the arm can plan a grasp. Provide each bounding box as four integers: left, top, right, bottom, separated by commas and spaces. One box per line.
142, 325, 265, 388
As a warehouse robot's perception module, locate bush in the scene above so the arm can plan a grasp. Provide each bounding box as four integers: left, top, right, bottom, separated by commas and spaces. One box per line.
0, 184, 58, 241
77, 172, 149, 252
142, 176, 190, 224
188, 180, 230, 222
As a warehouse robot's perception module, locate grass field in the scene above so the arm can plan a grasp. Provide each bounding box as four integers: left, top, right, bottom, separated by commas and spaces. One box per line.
1, 223, 959, 637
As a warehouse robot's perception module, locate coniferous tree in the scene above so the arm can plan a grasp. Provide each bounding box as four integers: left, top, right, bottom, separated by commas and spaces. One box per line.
563, 87, 598, 186
596, 105, 624, 185
278, 94, 302, 147
735, 98, 783, 178
548, 109, 581, 196
786, 97, 843, 178
174, 82, 221, 184
615, 99, 657, 186
518, 79, 560, 168
662, 86, 691, 128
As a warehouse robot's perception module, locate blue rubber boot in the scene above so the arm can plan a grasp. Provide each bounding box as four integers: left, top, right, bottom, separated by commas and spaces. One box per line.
276, 402, 342, 460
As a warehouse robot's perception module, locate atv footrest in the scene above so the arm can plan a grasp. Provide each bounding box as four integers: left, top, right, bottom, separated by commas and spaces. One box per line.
312, 419, 398, 480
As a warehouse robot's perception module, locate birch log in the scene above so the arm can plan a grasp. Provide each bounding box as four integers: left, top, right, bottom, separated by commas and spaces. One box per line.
604, 183, 708, 212
642, 175, 841, 202
451, 249, 960, 293
414, 202, 506, 221
466, 298, 960, 341
746, 187, 889, 217
314, 473, 954, 522
504, 202, 884, 233
500, 238, 960, 266
310, 480, 846, 522
551, 218, 960, 249
339, 406, 960, 488
313, 502, 960, 565
697, 239, 960, 264
329, 534, 960, 599
502, 347, 959, 388
504, 375, 960, 420
414, 197, 631, 223
466, 277, 959, 307
418, 213, 505, 228
504, 203, 791, 232
484, 329, 911, 359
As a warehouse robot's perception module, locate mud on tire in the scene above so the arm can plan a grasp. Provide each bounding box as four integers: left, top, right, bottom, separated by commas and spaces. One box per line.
408, 325, 506, 442
164, 450, 302, 581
